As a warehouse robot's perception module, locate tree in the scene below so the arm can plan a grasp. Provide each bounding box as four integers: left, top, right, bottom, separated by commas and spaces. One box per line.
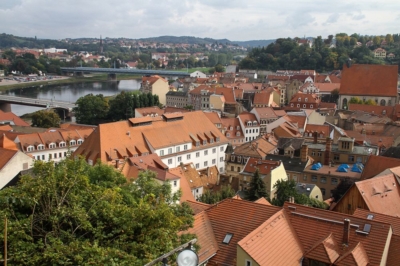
0, 158, 194, 265
246, 168, 269, 201
271, 179, 297, 206
385, 34, 394, 45
74, 94, 109, 125
108, 91, 135, 121
214, 64, 225, 72
31, 109, 61, 128
332, 178, 355, 202
349, 97, 363, 104
197, 185, 236, 204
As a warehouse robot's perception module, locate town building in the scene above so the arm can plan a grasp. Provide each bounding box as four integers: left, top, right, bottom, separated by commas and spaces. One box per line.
140, 75, 170, 105
165, 91, 188, 108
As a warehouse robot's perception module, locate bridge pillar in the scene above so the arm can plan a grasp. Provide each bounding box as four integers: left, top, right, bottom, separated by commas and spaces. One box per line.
74, 71, 84, 77
108, 73, 117, 81
0, 102, 11, 112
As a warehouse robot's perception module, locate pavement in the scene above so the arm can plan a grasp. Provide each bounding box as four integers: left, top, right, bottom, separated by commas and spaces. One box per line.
0, 76, 70, 87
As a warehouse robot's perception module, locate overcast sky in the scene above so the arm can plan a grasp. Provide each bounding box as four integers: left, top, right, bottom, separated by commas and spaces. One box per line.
1, 0, 399, 41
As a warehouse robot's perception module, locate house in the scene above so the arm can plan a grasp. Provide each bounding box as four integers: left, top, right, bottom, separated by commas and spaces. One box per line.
225, 136, 278, 177
220, 117, 245, 146
333, 173, 400, 215
283, 202, 393, 266
272, 121, 302, 139
240, 157, 287, 200
252, 90, 278, 108
125, 61, 138, 69
338, 64, 398, 109
165, 91, 188, 108
289, 92, 320, 110
134, 106, 164, 118
190, 71, 207, 78
303, 124, 331, 140
295, 183, 323, 201
276, 137, 305, 157
250, 107, 286, 135
237, 112, 260, 142
0, 110, 30, 126
73, 111, 229, 173
140, 75, 170, 105
373, 48, 386, 58
286, 79, 304, 103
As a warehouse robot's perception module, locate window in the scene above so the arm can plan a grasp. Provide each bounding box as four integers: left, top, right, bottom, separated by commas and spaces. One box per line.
204, 161, 208, 167
298, 97, 301, 102
231, 166, 234, 171
69, 140, 76, 146
168, 148, 173, 154
42, 155, 45, 160
49, 153, 52, 159
177, 156, 182, 162
334, 154, 339, 161
310, 104, 313, 108
305, 97, 308, 102
303, 104, 306, 108
184, 144, 188, 150
226, 133, 230, 137
220, 167, 223, 172
195, 163, 199, 169
348, 155, 355, 162
312, 151, 316, 156
173, 180, 177, 187
187, 154, 191, 160
27, 146, 34, 152
320, 176, 327, 183
77, 139, 83, 145
203, 140, 207, 145
220, 157, 224, 162
222, 233, 233, 244
236, 132, 240, 136
237, 167, 240, 172
317, 152, 322, 157
64, 152, 67, 157
160, 150, 164, 156
331, 178, 338, 185
59, 142, 66, 148
37, 144, 44, 150
59, 152, 62, 158
204, 150, 208, 156
212, 148, 216, 154
321, 188, 326, 196
311, 175, 317, 182
196, 152, 200, 158
176, 146, 180, 152
212, 159, 216, 164
291, 103, 294, 107
303, 175, 307, 181
54, 153, 57, 159
196, 141, 200, 147
246, 129, 248, 134
220, 146, 224, 151
168, 159, 172, 164
246, 260, 252, 266
341, 142, 350, 149
49, 143, 56, 149
297, 104, 300, 108
256, 129, 258, 133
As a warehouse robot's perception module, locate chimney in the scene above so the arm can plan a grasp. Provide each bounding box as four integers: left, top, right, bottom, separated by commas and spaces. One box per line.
343, 219, 350, 246
313, 131, 318, 144
301, 144, 308, 163
324, 138, 332, 165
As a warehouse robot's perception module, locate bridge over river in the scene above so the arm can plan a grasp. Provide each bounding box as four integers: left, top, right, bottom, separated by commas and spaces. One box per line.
60, 67, 191, 79
0, 95, 76, 117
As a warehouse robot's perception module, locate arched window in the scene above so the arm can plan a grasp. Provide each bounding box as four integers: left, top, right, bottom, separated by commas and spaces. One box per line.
291, 103, 294, 107
303, 104, 306, 108
252, 121, 257, 126
298, 97, 301, 102
310, 104, 313, 108
305, 98, 308, 102
342, 98, 348, 109
297, 104, 300, 108
380, 99, 386, 106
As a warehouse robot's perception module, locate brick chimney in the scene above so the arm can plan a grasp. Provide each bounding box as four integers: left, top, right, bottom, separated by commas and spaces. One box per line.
324, 138, 333, 165
313, 131, 318, 144
343, 219, 350, 246
300, 144, 308, 163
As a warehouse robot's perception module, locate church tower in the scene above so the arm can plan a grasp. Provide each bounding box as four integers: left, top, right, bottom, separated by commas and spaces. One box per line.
99, 35, 103, 54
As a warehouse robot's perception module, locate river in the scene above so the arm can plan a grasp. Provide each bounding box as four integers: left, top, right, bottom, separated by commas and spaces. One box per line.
3, 79, 142, 116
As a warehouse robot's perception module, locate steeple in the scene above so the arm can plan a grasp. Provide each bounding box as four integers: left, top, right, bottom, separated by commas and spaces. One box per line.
99, 35, 103, 54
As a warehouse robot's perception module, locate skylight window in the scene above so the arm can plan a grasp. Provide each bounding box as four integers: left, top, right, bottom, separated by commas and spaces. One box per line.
222, 233, 233, 244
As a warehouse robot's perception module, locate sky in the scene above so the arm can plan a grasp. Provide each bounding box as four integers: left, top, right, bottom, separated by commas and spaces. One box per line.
1, 0, 400, 41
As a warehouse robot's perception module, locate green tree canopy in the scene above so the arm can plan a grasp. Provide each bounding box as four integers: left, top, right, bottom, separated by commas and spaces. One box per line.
31, 109, 61, 128
246, 168, 269, 201
74, 93, 109, 125
0, 158, 194, 265
197, 185, 236, 204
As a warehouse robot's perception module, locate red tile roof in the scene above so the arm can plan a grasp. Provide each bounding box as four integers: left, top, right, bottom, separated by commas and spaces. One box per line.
243, 157, 281, 175
284, 202, 392, 266
238, 210, 303, 265
185, 200, 212, 215
340, 64, 398, 97
0, 134, 18, 150
0, 110, 30, 126
0, 148, 18, 170
353, 208, 400, 235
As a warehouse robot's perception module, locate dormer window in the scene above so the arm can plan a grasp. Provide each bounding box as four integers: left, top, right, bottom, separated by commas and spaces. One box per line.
59, 142, 66, 148
49, 143, 56, 149
27, 145, 35, 152
69, 140, 76, 146
196, 141, 200, 147
247, 121, 252, 126
236, 132, 240, 136
37, 144, 45, 150
230, 126, 233, 130
216, 137, 220, 142
237, 126, 240, 130
305, 98, 308, 102
237, 156, 242, 163
226, 133, 230, 137
77, 139, 83, 145
203, 140, 207, 145
210, 138, 214, 144
253, 121, 257, 126
298, 97, 301, 102
231, 155, 235, 162
291, 103, 294, 107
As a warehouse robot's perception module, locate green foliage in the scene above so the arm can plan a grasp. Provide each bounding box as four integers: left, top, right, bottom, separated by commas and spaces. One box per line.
74, 94, 109, 125
246, 168, 269, 201
31, 109, 61, 128
197, 185, 236, 204
0, 158, 194, 265
332, 178, 355, 202
349, 97, 377, 106
271, 179, 328, 209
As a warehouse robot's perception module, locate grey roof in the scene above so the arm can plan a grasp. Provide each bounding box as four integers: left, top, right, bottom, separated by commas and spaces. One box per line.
382, 147, 400, 159
166, 91, 188, 96
264, 154, 308, 173
306, 143, 379, 155
277, 138, 305, 150
295, 183, 317, 197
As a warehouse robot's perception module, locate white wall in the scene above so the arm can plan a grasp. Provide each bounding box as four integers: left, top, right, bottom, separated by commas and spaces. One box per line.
0, 151, 33, 189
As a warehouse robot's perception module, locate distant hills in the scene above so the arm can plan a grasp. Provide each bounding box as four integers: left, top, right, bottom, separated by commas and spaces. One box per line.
136, 35, 276, 47
0, 33, 276, 49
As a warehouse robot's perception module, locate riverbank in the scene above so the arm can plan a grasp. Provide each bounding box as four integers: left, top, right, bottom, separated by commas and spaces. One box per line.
0, 74, 142, 91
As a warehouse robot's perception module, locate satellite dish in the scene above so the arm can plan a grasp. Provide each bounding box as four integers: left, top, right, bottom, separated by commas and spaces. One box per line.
176, 249, 199, 266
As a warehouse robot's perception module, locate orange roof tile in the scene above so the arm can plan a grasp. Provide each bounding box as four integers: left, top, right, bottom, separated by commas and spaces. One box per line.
0, 148, 18, 170
0, 110, 30, 126
168, 167, 196, 203
253, 91, 272, 105
334, 242, 369, 266
254, 197, 271, 205
304, 124, 330, 135
360, 155, 400, 180
314, 82, 340, 93
0, 134, 18, 150
387, 235, 400, 265
238, 112, 258, 127
183, 211, 219, 264
353, 209, 400, 235
284, 202, 391, 266
185, 200, 212, 215
355, 173, 400, 216
305, 233, 340, 264
238, 210, 303, 265
285, 115, 307, 129
204, 112, 222, 125
340, 64, 398, 97
204, 198, 281, 265
243, 158, 281, 175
